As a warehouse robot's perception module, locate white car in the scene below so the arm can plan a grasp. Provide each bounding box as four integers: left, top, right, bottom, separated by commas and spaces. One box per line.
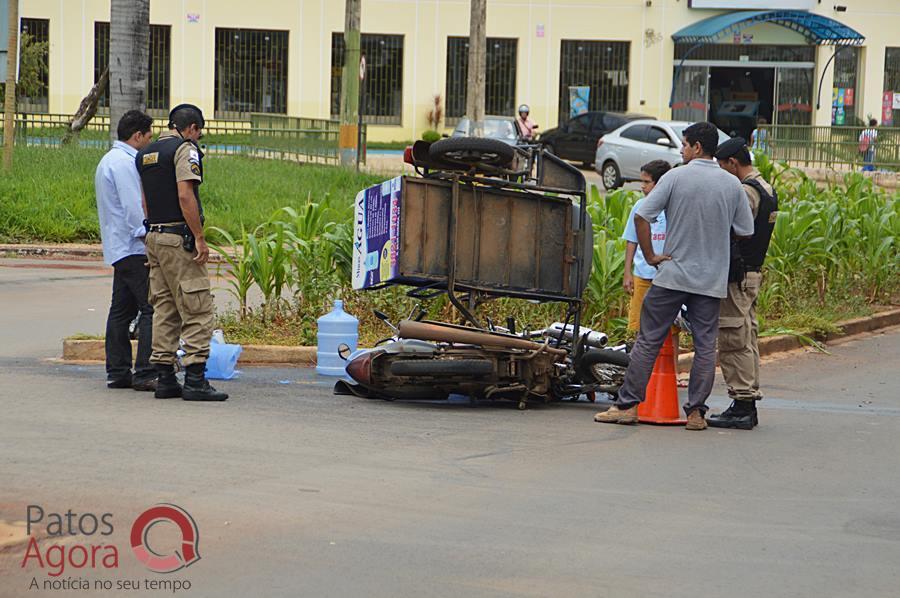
594, 120, 732, 190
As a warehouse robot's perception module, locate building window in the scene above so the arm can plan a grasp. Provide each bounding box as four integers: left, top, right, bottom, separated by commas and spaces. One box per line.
94, 22, 171, 114
559, 40, 630, 125
445, 37, 518, 124
214, 28, 289, 119
883, 48, 900, 127
19, 18, 50, 113
331, 33, 404, 125
832, 46, 859, 125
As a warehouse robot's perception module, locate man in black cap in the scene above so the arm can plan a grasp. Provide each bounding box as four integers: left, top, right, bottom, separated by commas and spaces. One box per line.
709, 137, 778, 429
135, 104, 228, 402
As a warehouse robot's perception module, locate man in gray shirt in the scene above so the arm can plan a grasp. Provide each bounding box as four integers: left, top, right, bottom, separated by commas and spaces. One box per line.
596, 122, 754, 430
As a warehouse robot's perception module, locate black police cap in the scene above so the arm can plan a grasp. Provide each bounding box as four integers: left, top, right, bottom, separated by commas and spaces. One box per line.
715, 136, 749, 160
168, 103, 205, 128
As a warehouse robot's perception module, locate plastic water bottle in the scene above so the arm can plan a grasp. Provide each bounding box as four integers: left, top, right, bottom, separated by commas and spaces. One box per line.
316, 300, 359, 376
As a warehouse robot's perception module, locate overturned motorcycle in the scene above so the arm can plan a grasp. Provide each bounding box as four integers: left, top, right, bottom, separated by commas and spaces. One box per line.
334, 136, 630, 409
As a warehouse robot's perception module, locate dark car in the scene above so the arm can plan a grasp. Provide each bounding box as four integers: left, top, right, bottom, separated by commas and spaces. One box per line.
539, 111, 653, 166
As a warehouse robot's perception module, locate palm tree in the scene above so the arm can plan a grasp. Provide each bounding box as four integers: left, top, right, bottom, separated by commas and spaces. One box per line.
109, 0, 150, 142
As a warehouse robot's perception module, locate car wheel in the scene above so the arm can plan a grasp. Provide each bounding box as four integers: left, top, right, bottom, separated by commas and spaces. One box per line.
601, 161, 622, 190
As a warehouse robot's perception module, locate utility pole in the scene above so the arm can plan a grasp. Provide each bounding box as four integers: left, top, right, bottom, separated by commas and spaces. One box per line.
465, 0, 486, 136
339, 0, 361, 167
3, 0, 18, 171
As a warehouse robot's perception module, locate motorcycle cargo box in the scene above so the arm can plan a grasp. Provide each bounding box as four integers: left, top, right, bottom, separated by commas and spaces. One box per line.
352, 175, 587, 301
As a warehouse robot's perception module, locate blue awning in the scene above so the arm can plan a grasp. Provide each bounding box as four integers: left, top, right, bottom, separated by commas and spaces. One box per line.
672, 10, 865, 46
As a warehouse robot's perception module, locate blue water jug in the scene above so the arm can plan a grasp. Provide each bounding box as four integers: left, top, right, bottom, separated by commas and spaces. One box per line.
316, 300, 359, 376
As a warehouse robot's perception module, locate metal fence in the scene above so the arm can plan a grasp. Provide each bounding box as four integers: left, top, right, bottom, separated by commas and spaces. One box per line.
760, 125, 900, 171
1, 112, 365, 166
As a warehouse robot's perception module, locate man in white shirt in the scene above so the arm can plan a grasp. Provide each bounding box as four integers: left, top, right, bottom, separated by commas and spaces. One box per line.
94, 110, 155, 391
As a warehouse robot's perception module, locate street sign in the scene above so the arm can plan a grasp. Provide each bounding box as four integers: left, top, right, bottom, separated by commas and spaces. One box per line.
359, 55, 366, 81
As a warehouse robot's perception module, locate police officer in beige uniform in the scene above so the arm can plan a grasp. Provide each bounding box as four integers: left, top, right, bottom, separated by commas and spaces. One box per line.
136, 104, 228, 401
709, 137, 777, 429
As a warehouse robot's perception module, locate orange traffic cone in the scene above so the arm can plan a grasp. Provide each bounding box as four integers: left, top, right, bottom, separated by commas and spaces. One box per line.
637, 331, 685, 425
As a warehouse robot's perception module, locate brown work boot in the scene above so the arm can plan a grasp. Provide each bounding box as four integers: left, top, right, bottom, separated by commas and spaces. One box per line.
594, 405, 638, 425
685, 409, 708, 431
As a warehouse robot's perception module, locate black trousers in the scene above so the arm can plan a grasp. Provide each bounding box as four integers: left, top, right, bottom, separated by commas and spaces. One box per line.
105, 254, 155, 384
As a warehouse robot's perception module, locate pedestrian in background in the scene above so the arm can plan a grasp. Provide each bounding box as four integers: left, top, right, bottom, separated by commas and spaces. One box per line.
859, 118, 878, 172
94, 110, 156, 392
136, 104, 228, 402
750, 117, 770, 154
710, 137, 778, 430
595, 122, 754, 430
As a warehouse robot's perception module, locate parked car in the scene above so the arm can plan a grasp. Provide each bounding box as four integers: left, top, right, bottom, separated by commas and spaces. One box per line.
594, 120, 732, 190
538, 112, 652, 166
451, 116, 523, 145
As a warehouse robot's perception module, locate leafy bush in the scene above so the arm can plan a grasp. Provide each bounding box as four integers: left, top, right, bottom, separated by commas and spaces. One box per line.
421, 130, 441, 143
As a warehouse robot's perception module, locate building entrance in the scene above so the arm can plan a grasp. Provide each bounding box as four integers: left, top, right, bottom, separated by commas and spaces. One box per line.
708, 67, 774, 140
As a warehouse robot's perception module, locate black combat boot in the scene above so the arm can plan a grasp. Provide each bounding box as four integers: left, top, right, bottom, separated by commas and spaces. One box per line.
182, 364, 229, 402
707, 399, 758, 430
154, 364, 182, 399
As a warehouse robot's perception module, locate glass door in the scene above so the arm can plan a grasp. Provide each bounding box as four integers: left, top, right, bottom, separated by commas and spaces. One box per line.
671, 65, 709, 123
773, 67, 814, 126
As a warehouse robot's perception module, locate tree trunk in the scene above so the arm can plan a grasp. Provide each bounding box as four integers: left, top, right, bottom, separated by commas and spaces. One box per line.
109, 0, 149, 143
62, 67, 109, 146
3, 0, 20, 171
466, 0, 487, 137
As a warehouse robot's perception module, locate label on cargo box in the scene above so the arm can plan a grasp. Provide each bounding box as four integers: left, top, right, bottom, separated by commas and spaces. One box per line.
352, 176, 402, 289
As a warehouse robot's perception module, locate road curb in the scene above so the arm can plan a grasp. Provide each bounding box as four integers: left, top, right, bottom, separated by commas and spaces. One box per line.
62, 307, 900, 368
62, 339, 316, 366
676, 307, 900, 372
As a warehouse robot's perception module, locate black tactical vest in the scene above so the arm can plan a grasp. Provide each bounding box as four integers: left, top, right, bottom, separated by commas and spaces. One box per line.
135, 135, 204, 224
738, 178, 778, 269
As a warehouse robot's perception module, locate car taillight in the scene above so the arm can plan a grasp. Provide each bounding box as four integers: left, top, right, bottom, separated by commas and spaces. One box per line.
403, 146, 414, 165
346, 352, 373, 385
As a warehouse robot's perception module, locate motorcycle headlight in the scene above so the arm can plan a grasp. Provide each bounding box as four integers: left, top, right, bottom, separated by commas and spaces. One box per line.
346, 352, 373, 385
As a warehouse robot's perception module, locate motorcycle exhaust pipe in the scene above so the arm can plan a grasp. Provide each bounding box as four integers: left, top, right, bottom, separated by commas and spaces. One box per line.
398, 320, 567, 357
543, 322, 608, 349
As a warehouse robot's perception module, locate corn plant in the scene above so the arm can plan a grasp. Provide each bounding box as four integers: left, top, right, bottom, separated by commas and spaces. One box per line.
208, 226, 254, 317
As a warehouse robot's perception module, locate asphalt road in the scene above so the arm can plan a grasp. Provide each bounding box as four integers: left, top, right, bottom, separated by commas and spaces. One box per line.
1, 260, 899, 598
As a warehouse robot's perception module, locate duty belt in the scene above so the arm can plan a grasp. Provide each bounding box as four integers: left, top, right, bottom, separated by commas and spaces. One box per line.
147, 223, 189, 235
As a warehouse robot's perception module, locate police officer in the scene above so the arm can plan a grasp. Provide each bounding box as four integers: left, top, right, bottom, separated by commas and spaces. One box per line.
136, 104, 228, 401
709, 137, 777, 429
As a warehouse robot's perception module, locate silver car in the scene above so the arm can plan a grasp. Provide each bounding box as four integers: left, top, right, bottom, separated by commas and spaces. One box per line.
594, 120, 731, 190
451, 116, 522, 145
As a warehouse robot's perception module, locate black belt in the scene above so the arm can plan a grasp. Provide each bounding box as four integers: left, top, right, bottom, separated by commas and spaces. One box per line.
745, 267, 762, 273
148, 223, 189, 235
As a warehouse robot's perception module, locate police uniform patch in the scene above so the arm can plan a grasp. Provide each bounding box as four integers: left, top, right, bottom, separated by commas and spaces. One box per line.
189, 149, 199, 161
769, 211, 778, 223
190, 163, 201, 176
142, 152, 159, 166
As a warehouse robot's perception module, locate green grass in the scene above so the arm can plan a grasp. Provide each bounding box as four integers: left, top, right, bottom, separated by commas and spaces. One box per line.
0, 146, 384, 243
365, 140, 413, 150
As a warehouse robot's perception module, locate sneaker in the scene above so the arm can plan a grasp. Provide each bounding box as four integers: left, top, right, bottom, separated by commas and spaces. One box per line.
708, 400, 757, 430
594, 405, 638, 425
685, 409, 707, 431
